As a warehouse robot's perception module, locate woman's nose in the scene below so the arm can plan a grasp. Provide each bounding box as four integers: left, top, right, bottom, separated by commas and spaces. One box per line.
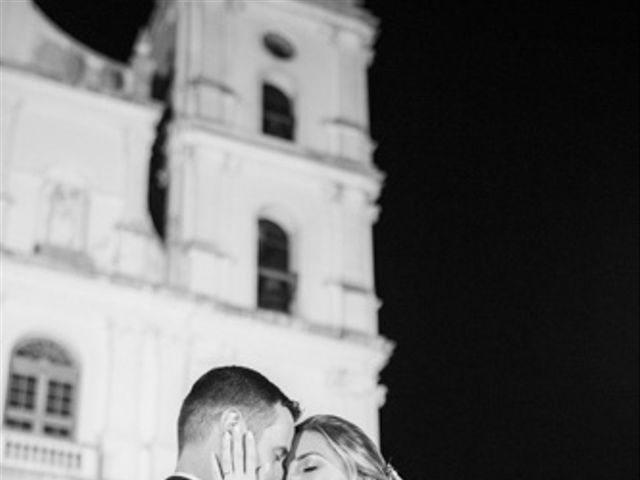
284, 461, 299, 480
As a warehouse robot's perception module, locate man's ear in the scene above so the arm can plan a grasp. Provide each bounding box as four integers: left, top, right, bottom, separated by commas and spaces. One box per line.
220, 408, 248, 434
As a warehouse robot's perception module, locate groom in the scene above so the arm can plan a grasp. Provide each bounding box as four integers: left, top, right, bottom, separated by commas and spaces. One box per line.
167, 365, 301, 480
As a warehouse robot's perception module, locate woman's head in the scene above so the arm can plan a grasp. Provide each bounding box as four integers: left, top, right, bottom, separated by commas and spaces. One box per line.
286, 415, 399, 480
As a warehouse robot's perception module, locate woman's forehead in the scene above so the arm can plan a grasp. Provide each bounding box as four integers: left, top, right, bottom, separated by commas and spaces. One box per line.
295, 430, 340, 460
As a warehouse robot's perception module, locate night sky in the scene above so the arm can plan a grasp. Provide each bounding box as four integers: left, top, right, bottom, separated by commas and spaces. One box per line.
367, 2, 637, 479
33, 0, 639, 478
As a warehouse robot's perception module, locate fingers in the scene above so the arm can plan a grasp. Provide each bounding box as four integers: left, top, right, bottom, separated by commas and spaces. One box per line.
257, 461, 272, 480
221, 430, 233, 476
217, 427, 256, 479
212, 448, 225, 480
232, 426, 244, 473
245, 431, 257, 475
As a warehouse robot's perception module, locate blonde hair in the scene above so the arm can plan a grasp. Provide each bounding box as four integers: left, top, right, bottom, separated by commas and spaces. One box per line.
295, 415, 402, 480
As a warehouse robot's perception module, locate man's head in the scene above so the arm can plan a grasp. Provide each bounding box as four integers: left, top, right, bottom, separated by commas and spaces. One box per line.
177, 366, 301, 480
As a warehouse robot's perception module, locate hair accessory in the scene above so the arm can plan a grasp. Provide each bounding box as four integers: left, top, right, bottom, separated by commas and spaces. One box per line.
384, 463, 403, 480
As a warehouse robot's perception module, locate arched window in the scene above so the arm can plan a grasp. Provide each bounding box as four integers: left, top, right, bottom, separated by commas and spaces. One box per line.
3, 339, 79, 439
258, 219, 296, 313
262, 83, 295, 141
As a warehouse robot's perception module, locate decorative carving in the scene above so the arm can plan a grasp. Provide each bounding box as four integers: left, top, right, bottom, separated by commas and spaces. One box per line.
321, 182, 343, 202
326, 367, 379, 397
302, 0, 364, 11
98, 64, 125, 93
15, 339, 74, 367
31, 37, 133, 98
375, 384, 388, 408
341, 187, 366, 208
42, 183, 88, 253
131, 29, 156, 100
365, 203, 381, 223
32, 39, 86, 85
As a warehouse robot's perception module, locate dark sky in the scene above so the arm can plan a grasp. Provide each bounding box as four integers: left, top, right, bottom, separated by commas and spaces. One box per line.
367, 2, 638, 479
35, 0, 638, 478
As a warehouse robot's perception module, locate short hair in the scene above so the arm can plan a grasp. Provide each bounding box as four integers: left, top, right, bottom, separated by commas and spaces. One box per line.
294, 415, 397, 480
178, 365, 300, 451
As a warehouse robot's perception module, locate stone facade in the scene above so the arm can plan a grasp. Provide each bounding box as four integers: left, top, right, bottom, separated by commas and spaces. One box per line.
0, 1, 391, 479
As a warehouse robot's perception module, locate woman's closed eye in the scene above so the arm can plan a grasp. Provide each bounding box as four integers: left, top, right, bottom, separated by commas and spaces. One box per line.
294, 459, 322, 475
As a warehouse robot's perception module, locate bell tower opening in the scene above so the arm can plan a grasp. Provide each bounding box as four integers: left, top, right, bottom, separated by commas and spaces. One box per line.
257, 219, 296, 313
262, 83, 295, 141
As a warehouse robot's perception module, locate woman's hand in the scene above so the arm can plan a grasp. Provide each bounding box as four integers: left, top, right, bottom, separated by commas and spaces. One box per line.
213, 425, 257, 480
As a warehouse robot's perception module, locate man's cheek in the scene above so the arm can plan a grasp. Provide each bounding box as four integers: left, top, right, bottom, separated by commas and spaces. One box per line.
257, 461, 271, 480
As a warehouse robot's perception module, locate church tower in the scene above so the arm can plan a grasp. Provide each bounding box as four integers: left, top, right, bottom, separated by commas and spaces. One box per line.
0, 1, 391, 479
147, 0, 383, 320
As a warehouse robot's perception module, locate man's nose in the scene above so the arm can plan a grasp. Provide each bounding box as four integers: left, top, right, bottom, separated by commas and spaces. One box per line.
273, 462, 288, 480
271, 463, 284, 480
258, 461, 284, 480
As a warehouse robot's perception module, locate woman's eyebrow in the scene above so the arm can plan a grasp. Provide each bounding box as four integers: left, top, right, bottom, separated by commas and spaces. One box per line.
295, 451, 322, 461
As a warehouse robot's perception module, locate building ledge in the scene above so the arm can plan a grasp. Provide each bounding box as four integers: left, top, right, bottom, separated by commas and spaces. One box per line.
0, 429, 99, 479
173, 117, 385, 187
0, 249, 394, 361
0, 61, 161, 116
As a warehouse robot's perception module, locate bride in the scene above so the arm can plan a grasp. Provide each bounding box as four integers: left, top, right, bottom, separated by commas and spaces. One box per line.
286, 414, 402, 480
215, 413, 402, 480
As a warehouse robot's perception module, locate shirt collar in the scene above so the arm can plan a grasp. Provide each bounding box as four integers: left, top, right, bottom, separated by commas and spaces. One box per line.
173, 472, 202, 480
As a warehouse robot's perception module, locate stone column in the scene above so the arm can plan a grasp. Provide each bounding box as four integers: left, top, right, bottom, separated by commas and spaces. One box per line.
327, 30, 371, 162
136, 326, 160, 480
100, 318, 144, 480
0, 98, 23, 247
181, 150, 236, 299
115, 123, 164, 282
165, 137, 192, 288
326, 366, 387, 445
339, 187, 379, 333
323, 182, 346, 329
